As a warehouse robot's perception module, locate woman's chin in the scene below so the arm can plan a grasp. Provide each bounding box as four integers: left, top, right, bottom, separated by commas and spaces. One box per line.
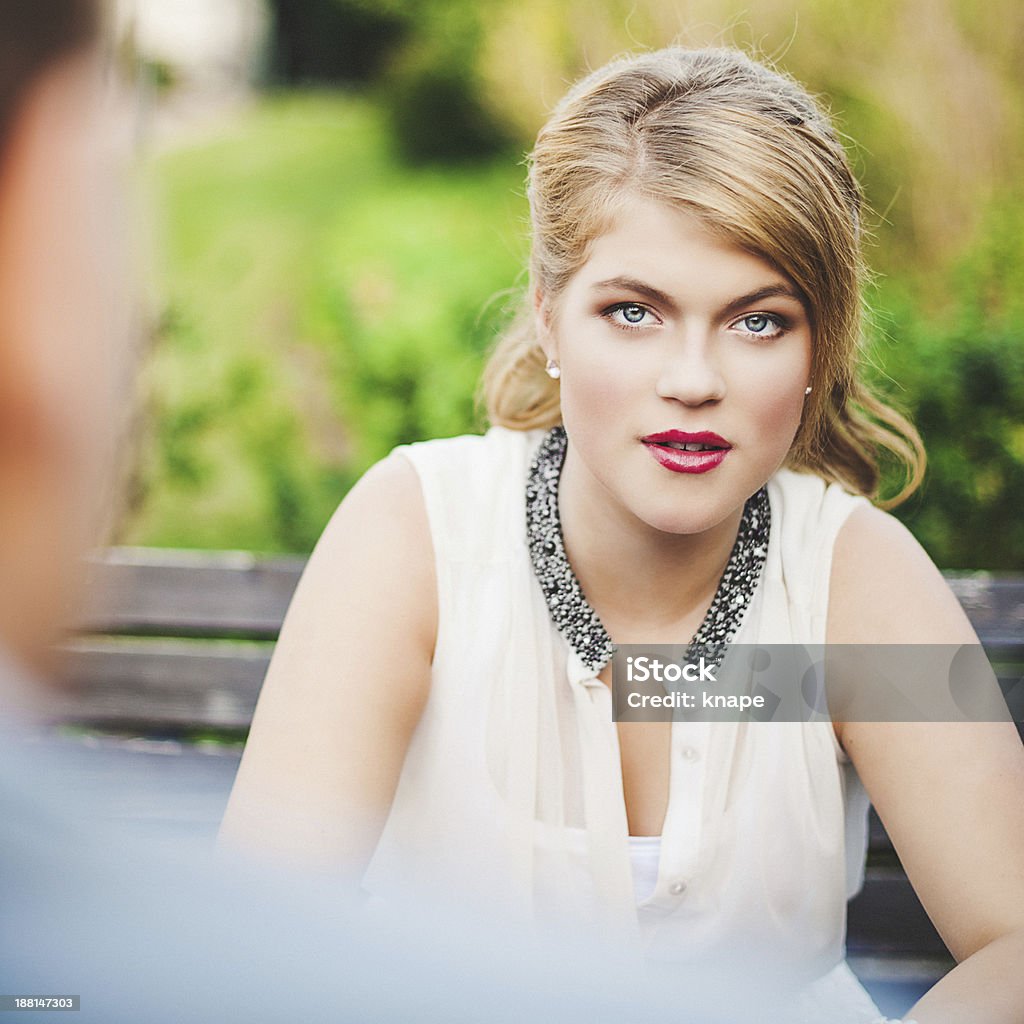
629, 500, 740, 539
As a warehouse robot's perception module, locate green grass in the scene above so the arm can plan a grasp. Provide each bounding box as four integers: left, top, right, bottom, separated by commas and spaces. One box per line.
127, 91, 526, 553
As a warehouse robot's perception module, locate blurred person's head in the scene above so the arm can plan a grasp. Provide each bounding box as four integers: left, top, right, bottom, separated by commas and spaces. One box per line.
483, 46, 923, 506
0, 0, 129, 682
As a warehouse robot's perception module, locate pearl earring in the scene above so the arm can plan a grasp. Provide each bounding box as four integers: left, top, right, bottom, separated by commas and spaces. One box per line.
545, 359, 561, 380
804, 386, 812, 395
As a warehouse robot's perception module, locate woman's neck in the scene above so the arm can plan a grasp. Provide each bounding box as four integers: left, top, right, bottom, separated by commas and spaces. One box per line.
557, 447, 744, 641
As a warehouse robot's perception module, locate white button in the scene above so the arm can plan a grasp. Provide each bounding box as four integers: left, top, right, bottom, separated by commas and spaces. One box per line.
680, 745, 699, 762
669, 880, 688, 896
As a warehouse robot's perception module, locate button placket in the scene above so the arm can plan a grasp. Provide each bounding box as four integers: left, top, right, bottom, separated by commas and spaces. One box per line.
565, 649, 641, 935
654, 719, 711, 905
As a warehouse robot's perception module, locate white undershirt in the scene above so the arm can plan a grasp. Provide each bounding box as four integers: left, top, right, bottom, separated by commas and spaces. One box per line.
627, 834, 662, 905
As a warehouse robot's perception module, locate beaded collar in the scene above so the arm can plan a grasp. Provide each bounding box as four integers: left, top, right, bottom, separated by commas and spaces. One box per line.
525, 426, 771, 672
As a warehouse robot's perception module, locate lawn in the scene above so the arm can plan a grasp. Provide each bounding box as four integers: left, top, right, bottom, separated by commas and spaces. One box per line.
127, 91, 526, 553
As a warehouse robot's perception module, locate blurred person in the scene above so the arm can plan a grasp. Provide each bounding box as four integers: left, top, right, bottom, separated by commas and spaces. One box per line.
0, 6, 784, 1022
221, 46, 1024, 1024
0, 0, 127, 698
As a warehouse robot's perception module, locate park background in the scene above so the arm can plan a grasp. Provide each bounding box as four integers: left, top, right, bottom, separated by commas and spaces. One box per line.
119, 0, 1024, 570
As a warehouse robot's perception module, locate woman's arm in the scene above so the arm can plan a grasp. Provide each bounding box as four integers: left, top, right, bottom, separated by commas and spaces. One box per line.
830, 506, 1024, 1024
217, 452, 437, 878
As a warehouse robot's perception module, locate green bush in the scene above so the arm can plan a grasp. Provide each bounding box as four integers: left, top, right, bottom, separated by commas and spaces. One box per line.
267, 0, 409, 85
129, 93, 523, 553
868, 197, 1024, 570
383, 57, 513, 164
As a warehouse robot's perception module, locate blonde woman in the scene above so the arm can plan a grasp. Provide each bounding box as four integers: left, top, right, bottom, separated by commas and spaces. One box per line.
220, 47, 1024, 1022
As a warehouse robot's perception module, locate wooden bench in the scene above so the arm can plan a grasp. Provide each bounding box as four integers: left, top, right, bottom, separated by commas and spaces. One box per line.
52, 547, 1024, 1000
57, 548, 305, 733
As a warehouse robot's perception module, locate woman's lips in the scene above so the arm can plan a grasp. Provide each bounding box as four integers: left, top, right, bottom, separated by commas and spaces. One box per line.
641, 430, 732, 475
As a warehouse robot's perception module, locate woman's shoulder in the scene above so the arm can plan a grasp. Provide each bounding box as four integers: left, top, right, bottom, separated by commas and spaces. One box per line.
315, 450, 436, 601
767, 465, 866, 516
391, 425, 546, 478
336, 427, 544, 533
388, 426, 548, 559
766, 467, 870, 565
827, 497, 977, 645
765, 467, 975, 643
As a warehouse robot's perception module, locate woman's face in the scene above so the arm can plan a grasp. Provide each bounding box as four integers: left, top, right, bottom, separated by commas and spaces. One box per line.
538, 195, 812, 538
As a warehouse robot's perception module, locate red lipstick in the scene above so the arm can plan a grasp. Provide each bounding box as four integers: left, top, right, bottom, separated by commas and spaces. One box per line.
641, 430, 731, 474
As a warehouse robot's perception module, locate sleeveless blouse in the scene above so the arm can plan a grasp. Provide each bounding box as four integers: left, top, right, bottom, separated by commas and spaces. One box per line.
361, 426, 881, 1021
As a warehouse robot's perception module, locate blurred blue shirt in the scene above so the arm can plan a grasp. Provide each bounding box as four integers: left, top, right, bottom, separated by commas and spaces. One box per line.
0, 682, 790, 1024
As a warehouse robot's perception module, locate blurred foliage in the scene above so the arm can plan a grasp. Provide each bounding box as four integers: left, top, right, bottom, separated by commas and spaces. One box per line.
867, 196, 1024, 569
266, 0, 409, 85
382, 51, 513, 164
374, 0, 515, 163
258, 0, 1024, 280
126, 0, 1024, 569
141, 57, 179, 94
267, 0, 514, 162
127, 94, 523, 552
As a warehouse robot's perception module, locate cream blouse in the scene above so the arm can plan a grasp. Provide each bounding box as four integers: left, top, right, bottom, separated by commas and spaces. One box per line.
361, 426, 881, 1020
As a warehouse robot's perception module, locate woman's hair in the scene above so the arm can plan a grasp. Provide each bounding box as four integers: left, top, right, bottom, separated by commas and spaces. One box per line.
0, 0, 99, 163
481, 46, 924, 507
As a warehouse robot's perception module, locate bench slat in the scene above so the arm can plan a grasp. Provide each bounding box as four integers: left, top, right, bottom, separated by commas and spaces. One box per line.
75, 551, 1024, 645
847, 953, 951, 989
61, 552, 1024, 734
77, 548, 305, 639
945, 574, 1024, 633
54, 638, 270, 730
847, 866, 952, 958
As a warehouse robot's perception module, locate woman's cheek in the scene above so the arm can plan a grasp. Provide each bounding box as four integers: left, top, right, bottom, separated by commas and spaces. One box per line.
742, 373, 808, 453
560, 356, 637, 438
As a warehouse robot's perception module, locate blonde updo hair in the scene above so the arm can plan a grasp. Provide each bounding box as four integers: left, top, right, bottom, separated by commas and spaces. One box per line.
481, 46, 924, 506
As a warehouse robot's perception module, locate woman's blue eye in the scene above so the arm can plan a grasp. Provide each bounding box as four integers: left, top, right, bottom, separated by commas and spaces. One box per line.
738, 313, 784, 337
605, 302, 653, 328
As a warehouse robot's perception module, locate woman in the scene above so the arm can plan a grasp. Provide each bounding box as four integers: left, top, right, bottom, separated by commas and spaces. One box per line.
219, 47, 1024, 1022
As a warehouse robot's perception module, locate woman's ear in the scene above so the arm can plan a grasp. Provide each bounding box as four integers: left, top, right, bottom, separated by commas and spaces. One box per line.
532, 287, 557, 363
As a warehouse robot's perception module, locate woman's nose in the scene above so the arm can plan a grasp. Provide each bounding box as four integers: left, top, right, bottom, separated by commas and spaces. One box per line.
654, 331, 726, 405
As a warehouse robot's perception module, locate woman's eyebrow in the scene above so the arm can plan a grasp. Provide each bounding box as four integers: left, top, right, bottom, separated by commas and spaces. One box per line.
591, 276, 806, 317
591, 276, 679, 312
718, 284, 807, 318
